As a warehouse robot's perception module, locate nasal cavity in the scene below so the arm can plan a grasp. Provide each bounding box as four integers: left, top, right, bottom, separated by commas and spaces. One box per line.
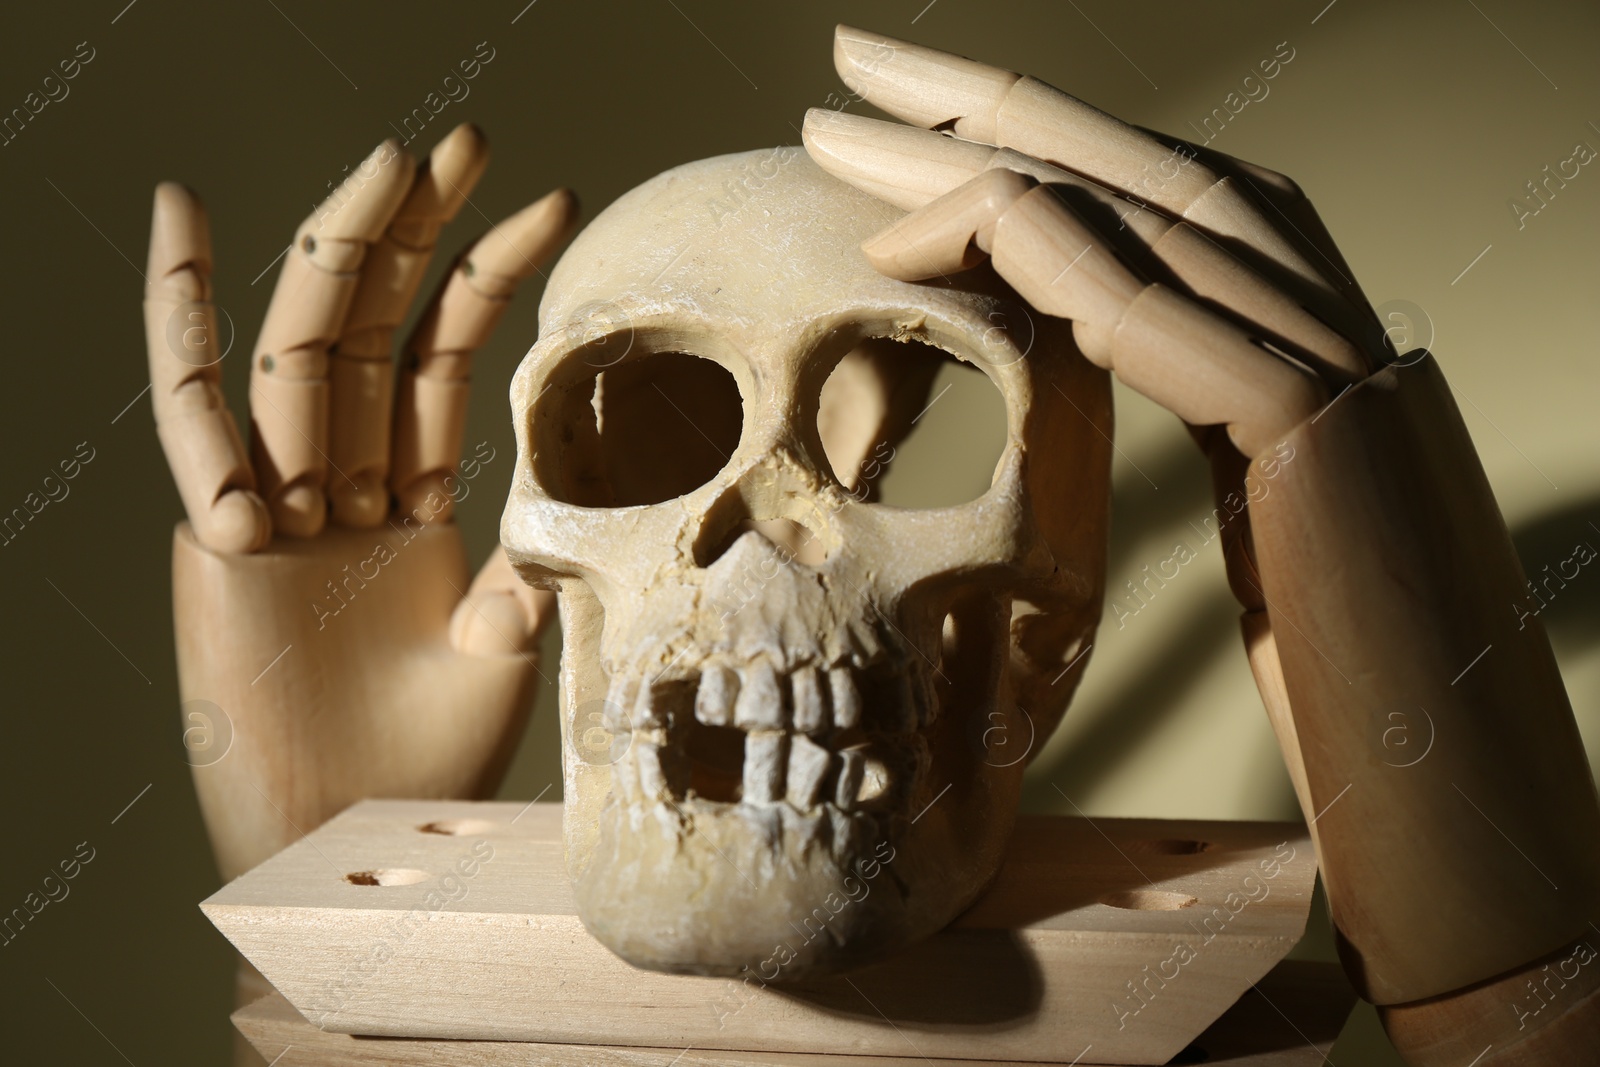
694, 492, 831, 567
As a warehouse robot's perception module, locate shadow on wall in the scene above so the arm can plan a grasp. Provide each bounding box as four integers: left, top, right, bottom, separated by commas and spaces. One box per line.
1513, 496, 1600, 647
1513, 496, 1600, 784
1017, 438, 1294, 816
1022, 439, 1600, 816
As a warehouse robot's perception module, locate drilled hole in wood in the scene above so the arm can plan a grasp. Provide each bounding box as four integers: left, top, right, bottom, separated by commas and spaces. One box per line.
345, 868, 431, 887
1127, 838, 1213, 855
417, 819, 498, 836
1099, 889, 1198, 911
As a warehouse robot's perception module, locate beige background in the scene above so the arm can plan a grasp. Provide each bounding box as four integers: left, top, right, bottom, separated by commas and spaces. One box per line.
1, 1, 1596, 1062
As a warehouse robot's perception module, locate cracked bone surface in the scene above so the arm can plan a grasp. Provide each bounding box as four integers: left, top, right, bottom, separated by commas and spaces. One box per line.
503, 149, 1112, 978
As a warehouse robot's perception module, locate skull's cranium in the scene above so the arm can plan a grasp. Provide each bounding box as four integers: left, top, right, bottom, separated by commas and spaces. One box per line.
503, 150, 1110, 978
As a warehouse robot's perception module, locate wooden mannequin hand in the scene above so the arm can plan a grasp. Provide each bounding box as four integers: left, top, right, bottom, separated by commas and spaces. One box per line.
802, 27, 1384, 464
799, 26, 1379, 732
804, 28, 1600, 1067
143, 124, 575, 881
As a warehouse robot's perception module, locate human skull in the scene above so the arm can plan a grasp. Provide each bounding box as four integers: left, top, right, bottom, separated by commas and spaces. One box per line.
503, 149, 1111, 978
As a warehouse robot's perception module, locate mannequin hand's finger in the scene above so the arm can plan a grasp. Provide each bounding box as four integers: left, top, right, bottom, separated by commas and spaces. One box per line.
989, 192, 1328, 458
805, 108, 1040, 210
1134, 127, 1372, 314
328, 124, 490, 528
862, 170, 1144, 346
865, 171, 1328, 457
449, 545, 557, 657
805, 108, 1159, 227
833, 24, 1257, 256
1134, 215, 1365, 386
806, 109, 1206, 279
391, 188, 577, 523
804, 108, 1173, 280
830, 25, 1373, 363
251, 138, 415, 537
144, 183, 270, 554
845, 147, 1366, 383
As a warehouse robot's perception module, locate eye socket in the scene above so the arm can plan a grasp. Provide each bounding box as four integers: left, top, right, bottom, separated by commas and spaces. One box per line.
533, 349, 743, 507
816, 336, 1009, 508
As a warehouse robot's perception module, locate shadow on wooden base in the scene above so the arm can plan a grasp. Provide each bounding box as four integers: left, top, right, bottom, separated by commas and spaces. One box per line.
206, 800, 1331, 1064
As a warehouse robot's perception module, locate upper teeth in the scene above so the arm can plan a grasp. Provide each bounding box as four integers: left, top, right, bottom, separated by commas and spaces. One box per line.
632, 679, 665, 730
791, 668, 826, 732
828, 666, 861, 730
734, 662, 785, 730
602, 656, 927, 816
694, 665, 738, 727
635, 742, 667, 800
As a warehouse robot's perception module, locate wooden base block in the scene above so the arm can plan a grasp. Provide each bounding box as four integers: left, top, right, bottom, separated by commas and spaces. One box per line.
205, 801, 1321, 1065
233, 960, 1353, 1066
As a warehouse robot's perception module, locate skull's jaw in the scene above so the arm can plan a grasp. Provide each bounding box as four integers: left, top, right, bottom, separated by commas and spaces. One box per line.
572, 796, 914, 978
560, 586, 1025, 980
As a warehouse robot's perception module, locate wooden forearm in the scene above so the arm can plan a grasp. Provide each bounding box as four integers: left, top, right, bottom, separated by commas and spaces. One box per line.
1379, 932, 1600, 1065
1239, 354, 1600, 1060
